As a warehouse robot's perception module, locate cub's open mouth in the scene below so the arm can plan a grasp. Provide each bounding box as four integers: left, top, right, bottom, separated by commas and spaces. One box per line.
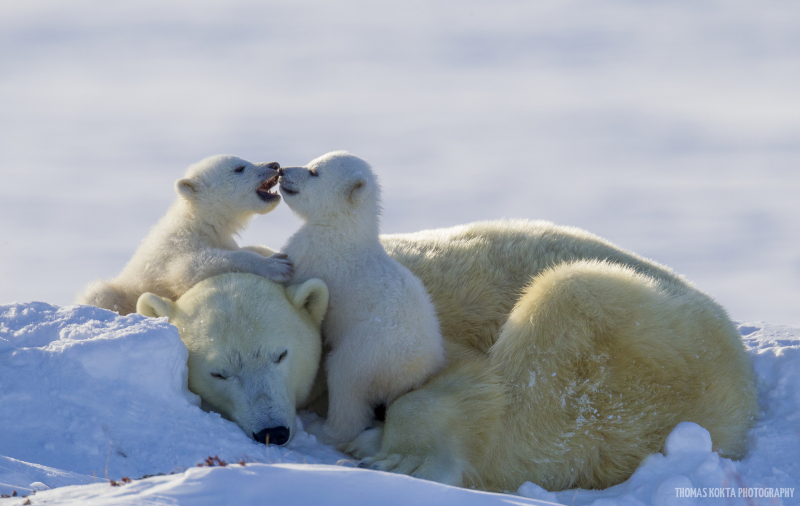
257, 175, 280, 201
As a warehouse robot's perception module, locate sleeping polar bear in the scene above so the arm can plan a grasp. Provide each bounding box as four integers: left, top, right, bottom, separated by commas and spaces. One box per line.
316, 219, 757, 492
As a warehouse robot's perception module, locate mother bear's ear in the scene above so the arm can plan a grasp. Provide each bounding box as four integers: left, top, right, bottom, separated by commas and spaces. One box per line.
136, 292, 178, 320
286, 278, 329, 328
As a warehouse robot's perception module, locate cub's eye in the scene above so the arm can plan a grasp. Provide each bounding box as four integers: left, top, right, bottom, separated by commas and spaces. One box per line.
233, 166, 246, 174
211, 372, 229, 380
308, 168, 319, 177
276, 350, 288, 364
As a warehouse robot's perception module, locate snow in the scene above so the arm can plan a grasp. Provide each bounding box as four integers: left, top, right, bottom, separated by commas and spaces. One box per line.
663, 423, 714, 456
1, 304, 798, 505
1, 464, 555, 506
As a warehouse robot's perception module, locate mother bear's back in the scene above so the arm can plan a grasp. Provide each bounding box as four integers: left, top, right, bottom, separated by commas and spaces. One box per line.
381, 219, 698, 354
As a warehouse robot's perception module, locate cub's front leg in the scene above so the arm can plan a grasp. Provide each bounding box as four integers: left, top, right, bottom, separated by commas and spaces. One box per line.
317, 347, 377, 448
174, 248, 294, 291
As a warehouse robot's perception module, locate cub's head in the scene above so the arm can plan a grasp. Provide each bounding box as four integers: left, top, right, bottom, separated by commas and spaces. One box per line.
176, 155, 282, 221
278, 151, 380, 222
137, 273, 327, 446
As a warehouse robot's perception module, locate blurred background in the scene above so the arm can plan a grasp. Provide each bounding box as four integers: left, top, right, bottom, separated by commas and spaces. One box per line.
0, 0, 797, 324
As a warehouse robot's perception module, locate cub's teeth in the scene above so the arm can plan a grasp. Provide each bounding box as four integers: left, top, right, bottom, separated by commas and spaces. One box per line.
259, 176, 278, 191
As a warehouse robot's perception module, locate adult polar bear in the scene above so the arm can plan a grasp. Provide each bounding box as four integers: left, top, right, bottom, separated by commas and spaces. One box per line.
306, 219, 758, 492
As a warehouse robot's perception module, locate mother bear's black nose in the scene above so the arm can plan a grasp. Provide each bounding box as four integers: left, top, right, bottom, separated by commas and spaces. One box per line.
254, 426, 290, 446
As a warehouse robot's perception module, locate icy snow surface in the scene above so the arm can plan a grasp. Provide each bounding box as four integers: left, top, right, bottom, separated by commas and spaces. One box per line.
0, 303, 798, 505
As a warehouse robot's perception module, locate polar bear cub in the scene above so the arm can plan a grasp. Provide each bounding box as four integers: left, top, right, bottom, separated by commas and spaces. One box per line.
280, 151, 446, 447
77, 155, 293, 315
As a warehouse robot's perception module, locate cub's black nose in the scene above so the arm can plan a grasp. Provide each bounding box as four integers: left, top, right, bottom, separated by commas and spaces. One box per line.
277, 168, 284, 176
254, 426, 290, 446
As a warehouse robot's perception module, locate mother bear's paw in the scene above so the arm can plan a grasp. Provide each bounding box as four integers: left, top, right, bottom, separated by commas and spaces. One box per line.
341, 423, 384, 459
358, 451, 464, 486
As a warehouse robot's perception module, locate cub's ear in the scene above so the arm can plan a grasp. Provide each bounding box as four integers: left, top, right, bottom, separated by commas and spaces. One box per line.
348, 179, 367, 205
175, 178, 201, 199
286, 278, 329, 327
137, 292, 178, 320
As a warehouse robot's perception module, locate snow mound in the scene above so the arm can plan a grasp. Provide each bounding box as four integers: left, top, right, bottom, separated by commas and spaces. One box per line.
663, 422, 713, 456
7, 463, 555, 506
2, 306, 799, 505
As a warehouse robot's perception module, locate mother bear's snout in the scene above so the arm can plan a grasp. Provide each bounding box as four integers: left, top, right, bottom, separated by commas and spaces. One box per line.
253, 426, 290, 446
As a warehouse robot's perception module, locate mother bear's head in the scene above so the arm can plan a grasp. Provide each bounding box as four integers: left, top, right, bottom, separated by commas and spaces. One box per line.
136, 273, 327, 446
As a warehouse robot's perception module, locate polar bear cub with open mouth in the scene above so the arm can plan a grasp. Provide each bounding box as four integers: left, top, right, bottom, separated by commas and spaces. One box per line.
78, 155, 293, 315
280, 151, 446, 447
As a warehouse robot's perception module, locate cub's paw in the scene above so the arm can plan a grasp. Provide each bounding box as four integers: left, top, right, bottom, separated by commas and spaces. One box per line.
341, 423, 384, 459
357, 451, 463, 486
263, 253, 294, 282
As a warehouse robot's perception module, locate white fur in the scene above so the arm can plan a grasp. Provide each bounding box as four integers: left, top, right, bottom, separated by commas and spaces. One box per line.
77, 155, 293, 315
280, 151, 446, 447
136, 273, 328, 445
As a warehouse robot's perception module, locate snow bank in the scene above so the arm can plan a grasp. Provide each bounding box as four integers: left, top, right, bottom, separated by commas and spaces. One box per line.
1, 463, 553, 506
1, 306, 798, 505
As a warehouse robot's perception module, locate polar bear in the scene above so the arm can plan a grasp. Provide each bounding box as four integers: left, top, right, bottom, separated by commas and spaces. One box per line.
136, 273, 328, 445
279, 151, 446, 448
77, 155, 293, 315
341, 220, 759, 491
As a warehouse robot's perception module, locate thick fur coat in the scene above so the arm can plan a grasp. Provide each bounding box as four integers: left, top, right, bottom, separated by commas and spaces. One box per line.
280, 151, 445, 447
330, 219, 759, 492
77, 155, 293, 315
